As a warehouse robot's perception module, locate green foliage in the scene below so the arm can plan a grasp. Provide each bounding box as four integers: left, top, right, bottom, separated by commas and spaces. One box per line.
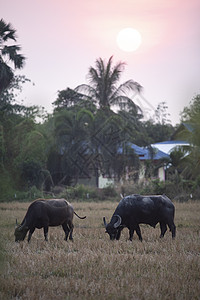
53, 87, 96, 112
101, 185, 118, 198
59, 184, 118, 201
144, 120, 174, 143
0, 184, 43, 203
0, 19, 25, 93
0, 170, 16, 201
143, 102, 174, 143
119, 179, 196, 202
154, 102, 171, 125
14, 130, 47, 166
61, 185, 98, 201
181, 94, 200, 122
75, 56, 142, 111
176, 95, 200, 180
58, 180, 199, 203
20, 160, 43, 188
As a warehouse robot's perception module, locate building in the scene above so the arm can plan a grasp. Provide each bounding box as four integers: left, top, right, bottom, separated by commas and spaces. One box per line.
98, 143, 170, 187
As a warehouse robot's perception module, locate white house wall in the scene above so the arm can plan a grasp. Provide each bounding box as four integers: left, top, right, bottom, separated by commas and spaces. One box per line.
99, 175, 115, 188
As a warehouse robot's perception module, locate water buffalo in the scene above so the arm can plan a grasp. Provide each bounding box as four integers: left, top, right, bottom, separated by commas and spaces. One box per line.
103, 194, 176, 241
15, 198, 86, 242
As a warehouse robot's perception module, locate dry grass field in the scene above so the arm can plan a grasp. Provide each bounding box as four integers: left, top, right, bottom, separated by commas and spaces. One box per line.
0, 200, 199, 300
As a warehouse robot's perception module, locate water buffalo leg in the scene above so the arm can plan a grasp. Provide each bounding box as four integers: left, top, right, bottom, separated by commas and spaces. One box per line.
43, 226, 49, 241
168, 221, 176, 239
159, 222, 167, 238
129, 229, 134, 241
62, 223, 70, 241
27, 228, 35, 242
68, 223, 74, 241
116, 228, 122, 240
136, 225, 143, 241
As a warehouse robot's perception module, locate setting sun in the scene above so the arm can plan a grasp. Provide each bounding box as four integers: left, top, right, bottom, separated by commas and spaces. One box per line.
117, 28, 142, 52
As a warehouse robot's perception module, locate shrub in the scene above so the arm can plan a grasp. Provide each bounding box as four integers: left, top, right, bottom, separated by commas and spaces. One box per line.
59, 184, 118, 202
101, 185, 117, 198
60, 184, 98, 201
118, 179, 197, 202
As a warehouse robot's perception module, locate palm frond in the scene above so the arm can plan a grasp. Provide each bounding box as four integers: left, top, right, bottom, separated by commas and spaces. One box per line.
75, 84, 96, 99
88, 67, 100, 88
0, 61, 14, 93
95, 57, 105, 78
0, 19, 25, 92
0, 19, 16, 41
109, 61, 125, 86
114, 80, 142, 96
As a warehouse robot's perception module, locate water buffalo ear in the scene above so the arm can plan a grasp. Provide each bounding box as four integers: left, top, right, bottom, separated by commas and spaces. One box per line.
17, 220, 27, 231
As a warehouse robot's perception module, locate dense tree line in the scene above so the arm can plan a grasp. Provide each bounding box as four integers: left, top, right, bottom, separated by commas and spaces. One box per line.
0, 19, 199, 200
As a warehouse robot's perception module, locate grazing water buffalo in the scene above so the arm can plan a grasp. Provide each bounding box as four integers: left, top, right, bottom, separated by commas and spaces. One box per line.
15, 198, 86, 242
103, 194, 176, 241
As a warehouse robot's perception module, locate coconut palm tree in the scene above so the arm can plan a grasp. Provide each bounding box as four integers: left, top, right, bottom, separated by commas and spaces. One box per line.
75, 56, 142, 111
0, 19, 25, 94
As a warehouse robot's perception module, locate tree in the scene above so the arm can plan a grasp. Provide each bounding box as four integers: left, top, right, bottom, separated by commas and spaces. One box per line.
53, 87, 96, 113
181, 94, 200, 122
75, 56, 142, 111
12, 119, 49, 189
177, 94, 200, 180
0, 74, 46, 172
0, 19, 25, 94
143, 102, 174, 143
154, 101, 171, 125
0, 75, 30, 118
51, 108, 94, 185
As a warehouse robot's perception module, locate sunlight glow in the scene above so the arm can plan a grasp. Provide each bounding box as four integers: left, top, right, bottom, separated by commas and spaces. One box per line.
117, 28, 142, 52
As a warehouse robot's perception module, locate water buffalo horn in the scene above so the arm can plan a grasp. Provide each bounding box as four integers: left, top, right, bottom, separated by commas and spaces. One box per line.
18, 220, 27, 231
103, 217, 107, 227
113, 215, 122, 228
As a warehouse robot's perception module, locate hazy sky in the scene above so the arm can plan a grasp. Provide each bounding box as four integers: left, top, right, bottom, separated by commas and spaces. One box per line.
1, 0, 200, 124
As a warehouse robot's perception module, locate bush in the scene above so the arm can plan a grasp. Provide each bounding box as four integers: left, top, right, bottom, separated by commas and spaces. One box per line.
118, 179, 197, 202
101, 185, 117, 198
59, 184, 118, 201
0, 185, 43, 203
60, 184, 98, 201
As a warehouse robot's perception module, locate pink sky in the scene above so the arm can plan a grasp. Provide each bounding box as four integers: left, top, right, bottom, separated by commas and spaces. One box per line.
1, 0, 200, 124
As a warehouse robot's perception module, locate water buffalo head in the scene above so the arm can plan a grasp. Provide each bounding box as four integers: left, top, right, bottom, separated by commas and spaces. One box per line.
14, 220, 29, 242
103, 215, 122, 240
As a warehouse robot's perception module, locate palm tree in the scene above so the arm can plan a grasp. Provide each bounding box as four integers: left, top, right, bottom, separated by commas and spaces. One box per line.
75, 56, 142, 111
0, 19, 25, 94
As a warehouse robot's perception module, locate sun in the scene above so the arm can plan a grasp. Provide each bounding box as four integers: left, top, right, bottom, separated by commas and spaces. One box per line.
117, 28, 142, 52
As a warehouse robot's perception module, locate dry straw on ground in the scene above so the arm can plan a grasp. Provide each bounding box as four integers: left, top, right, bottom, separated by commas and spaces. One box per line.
0, 201, 199, 300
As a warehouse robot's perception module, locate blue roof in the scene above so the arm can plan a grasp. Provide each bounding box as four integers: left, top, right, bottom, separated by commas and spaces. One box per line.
118, 143, 170, 160
153, 140, 188, 145
141, 148, 169, 160
129, 144, 147, 156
